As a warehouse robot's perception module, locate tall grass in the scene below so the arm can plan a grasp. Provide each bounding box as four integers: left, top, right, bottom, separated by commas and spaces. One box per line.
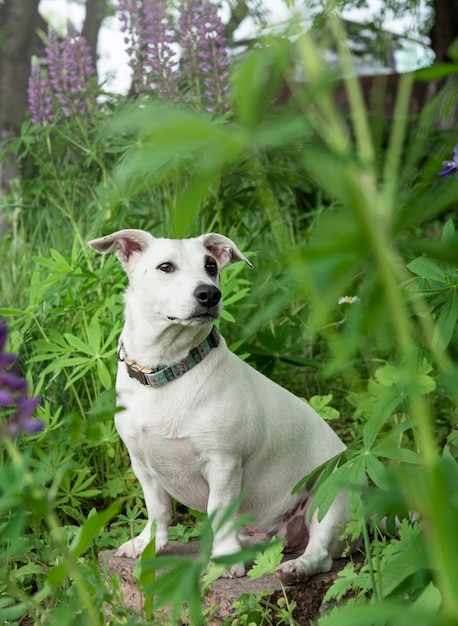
1, 12, 457, 625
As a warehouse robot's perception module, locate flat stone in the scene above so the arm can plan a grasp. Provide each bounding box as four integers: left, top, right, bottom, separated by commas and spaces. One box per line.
98, 541, 351, 624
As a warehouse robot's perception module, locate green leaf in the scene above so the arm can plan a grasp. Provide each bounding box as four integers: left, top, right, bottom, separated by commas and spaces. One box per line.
50, 248, 72, 271
311, 457, 367, 521
374, 446, 422, 464
293, 450, 345, 494
309, 394, 340, 421
318, 600, 441, 626
363, 394, 401, 450
247, 539, 284, 580
232, 38, 291, 131
432, 288, 458, 352
97, 359, 112, 390
364, 453, 388, 487
70, 502, 120, 559
64, 333, 93, 355
220, 310, 235, 323
380, 522, 429, 597
407, 257, 445, 283
411, 581, 442, 612
323, 562, 371, 603
374, 364, 399, 386
415, 63, 458, 81
39, 356, 89, 374
87, 313, 102, 353
441, 218, 455, 244
0, 600, 28, 620
137, 527, 157, 620
140, 556, 205, 625
0, 307, 27, 316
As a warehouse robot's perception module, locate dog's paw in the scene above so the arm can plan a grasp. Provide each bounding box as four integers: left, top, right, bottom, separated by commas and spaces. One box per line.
220, 562, 246, 578
276, 551, 333, 585
276, 559, 309, 585
116, 534, 165, 559
115, 538, 144, 559
115, 526, 170, 559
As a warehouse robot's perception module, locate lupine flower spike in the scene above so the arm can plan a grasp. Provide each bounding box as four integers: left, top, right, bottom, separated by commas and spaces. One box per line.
119, 0, 231, 115
27, 59, 55, 127
178, 0, 231, 115
438, 144, 458, 178
0, 318, 43, 439
28, 24, 96, 124
141, 0, 179, 101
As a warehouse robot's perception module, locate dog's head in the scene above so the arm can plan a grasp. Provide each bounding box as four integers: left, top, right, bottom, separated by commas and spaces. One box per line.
88, 229, 252, 326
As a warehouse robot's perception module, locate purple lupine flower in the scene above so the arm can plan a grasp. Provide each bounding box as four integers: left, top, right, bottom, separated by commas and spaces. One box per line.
439, 144, 458, 178
118, 0, 148, 94
62, 23, 97, 114
118, 0, 179, 99
0, 318, 43, 439
141, 0, 179, 100
196, 0, 230, 115
46, 27, 73, 116
27, 60, 56, 126
178, 0, 204, 102
177, 0, 231, 115
44, 25, 96, 118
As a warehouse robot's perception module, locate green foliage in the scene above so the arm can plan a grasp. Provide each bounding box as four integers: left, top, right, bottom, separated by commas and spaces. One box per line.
307, 394, 340, 421
1, 8, 458, 626
247, 538, 284, 580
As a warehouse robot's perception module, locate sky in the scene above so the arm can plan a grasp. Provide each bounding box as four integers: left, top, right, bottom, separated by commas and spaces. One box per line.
38, 0, 432, 94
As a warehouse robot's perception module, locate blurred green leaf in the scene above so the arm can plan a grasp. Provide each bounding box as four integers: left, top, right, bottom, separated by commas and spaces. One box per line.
432, 287, 458, 352
231, 38, 291, 131
407, 257, 446, 283
415, 63, 458, 81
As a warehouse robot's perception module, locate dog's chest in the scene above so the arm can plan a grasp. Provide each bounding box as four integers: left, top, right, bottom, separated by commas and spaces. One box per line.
114, 382, 211, 505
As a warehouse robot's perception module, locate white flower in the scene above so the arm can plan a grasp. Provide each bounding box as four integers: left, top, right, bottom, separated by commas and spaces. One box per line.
338, 296, 360, 305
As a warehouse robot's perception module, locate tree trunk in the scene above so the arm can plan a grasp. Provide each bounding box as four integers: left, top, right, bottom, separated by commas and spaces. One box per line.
0, 0, 40, 195
82, 0, 110, 64
427, 0, 458, 128
430, 0, 458, 62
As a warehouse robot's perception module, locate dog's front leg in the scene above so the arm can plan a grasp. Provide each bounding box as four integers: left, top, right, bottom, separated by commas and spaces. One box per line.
206, 456, 245, 578
116, 456, 172, 559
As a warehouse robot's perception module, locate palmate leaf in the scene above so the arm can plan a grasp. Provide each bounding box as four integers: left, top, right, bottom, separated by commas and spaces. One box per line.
323, 561, 372, 603
309, 455, 367, 522
292, 450, 347, 495
362, 393, 403, 450
247, 538, 284, 580
379, 521, 430, 598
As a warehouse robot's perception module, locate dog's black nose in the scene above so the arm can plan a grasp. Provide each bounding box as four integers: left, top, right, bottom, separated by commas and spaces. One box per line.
194, 284, 221, 308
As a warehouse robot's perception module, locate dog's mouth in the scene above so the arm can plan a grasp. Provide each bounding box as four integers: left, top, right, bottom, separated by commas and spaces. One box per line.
167, 311, 219, 323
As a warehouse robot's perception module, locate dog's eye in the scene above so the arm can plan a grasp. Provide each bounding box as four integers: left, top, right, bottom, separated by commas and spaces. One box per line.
205, 258, 218, 276
157, 262, 175, 273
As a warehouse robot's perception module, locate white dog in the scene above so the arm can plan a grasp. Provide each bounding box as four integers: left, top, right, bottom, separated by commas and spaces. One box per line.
88, 229, 351, 584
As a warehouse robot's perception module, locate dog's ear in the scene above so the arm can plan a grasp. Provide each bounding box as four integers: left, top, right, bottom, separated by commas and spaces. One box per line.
200, 233, 253, 269
88, 229, 154, 268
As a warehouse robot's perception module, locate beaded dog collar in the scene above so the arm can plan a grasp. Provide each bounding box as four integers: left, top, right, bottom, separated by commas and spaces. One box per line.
117, 326, 220, 387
